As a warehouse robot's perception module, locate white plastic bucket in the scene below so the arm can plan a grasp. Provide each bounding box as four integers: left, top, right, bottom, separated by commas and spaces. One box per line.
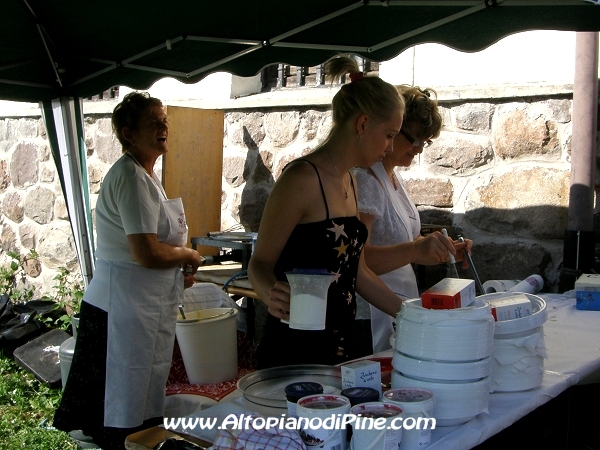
59, 336, 76, 390
350, 402, 403, 450
479, 292, 548, 392
175, 307, 238, 385
383, 388, 434, 450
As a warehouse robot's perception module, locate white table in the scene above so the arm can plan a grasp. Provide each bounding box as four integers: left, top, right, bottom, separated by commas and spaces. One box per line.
166, 292, 600, 449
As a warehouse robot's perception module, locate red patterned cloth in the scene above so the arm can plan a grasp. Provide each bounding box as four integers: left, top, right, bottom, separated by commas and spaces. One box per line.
166, 332, 256, 402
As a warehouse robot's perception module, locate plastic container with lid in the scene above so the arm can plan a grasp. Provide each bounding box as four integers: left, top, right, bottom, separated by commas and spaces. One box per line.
296, 394, 351, 450
384, 388, 434, 450
341, 387, 381, 443
350, 402, 403, 450
341, 387, 380, 406
285, 382, 324, 417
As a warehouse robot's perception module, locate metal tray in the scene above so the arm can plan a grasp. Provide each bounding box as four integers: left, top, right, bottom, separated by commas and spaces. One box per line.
237, 364, 342, 409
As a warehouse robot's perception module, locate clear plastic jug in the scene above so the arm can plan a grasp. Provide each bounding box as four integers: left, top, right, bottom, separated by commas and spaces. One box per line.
285, 269, 335, 330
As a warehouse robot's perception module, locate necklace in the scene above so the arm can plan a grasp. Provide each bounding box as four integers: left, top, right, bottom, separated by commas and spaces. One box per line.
332, 161, 349, 199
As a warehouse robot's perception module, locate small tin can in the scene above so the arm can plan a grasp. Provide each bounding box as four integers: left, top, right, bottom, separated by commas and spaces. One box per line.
285, 382, 324, 418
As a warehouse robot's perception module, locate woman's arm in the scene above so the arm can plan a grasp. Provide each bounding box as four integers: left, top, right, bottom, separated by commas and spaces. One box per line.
360, 212, 460, 274
127, 233, 203, 273
248, 163, 317, 319
355, 251, 403, 317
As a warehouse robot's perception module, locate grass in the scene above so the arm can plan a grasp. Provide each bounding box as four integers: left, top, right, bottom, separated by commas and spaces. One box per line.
0, 350, 77, 450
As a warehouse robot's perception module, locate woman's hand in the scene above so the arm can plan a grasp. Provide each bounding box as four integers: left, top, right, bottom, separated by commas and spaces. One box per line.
183, 274, 195, 289
453, 238, 473, 269
411, 232, 458, 265
266, 281, 291, 320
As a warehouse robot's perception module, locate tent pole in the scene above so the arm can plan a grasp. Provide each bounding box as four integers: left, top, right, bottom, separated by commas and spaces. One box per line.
41, 97, 95, 288
560, 32, 598, 290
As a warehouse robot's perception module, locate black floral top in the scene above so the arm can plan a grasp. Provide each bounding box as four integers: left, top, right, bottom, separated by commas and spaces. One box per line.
257, 161, 368, 368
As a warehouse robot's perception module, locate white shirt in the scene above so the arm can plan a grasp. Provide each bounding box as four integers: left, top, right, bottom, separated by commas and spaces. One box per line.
94, 153, 170, 262
353, 165, 421, 318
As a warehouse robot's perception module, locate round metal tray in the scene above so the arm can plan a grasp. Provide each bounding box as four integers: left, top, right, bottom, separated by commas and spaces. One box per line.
237, 364, 342, 409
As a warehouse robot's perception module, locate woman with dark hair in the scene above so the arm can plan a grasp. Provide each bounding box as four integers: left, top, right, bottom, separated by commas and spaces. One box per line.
54, 92, 203, 449
354, 86, 472, 353
248, 56, 405, 369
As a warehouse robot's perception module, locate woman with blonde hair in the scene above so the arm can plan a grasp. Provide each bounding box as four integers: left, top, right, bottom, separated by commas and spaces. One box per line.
354, 85, 472, 353
248, 56, 405, 368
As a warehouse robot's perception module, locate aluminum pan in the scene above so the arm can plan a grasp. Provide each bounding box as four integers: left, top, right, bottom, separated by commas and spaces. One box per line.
237, 364, 342, 409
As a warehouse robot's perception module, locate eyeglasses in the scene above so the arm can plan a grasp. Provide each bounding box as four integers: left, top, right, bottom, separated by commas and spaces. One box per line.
399, 129, 433, 148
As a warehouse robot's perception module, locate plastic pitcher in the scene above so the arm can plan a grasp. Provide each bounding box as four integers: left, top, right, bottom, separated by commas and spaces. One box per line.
285, 269, 335, 330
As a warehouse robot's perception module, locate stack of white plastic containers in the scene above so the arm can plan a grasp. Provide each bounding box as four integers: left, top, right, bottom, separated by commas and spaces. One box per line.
391, 297, 495, 426
479, 291, 548, 392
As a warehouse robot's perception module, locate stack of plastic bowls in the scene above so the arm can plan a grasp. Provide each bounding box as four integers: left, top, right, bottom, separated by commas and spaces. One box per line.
478, 292, 548, 392
392, 298, 495, 426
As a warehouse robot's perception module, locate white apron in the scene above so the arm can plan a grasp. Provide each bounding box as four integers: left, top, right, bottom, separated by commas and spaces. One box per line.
369, 162, 420, 353
102, 161, 188, 428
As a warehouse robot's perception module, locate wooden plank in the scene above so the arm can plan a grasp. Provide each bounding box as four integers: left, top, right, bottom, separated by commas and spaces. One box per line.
163, 106, 224, 255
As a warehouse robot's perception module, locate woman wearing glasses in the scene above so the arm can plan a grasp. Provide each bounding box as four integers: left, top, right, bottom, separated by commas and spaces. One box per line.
353, 85, 472, 353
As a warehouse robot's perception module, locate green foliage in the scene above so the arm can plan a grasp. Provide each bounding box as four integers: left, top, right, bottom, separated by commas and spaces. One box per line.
42, 267, 85, 330
0, 252, 87, 448
0, 351, 76, 449
0, 249, 85, 330
0, 250, 37, 303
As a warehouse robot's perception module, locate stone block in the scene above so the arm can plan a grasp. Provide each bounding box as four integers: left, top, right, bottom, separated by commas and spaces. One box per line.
24, 186, 55, 224
465, 168, 570, 240
492, 109, 559, 160
424, 132, 493, 175
223, 155, 246, 188
453, 103, 494, 132
19, 223, 36, 249
264, 111, 300, 148
95, 133, 121, 164
300, 109, 327, 142
11, 142, 39, 188
465, 241, 551, 285
18, 118, 38, 139
405, 178, 453, 207
1, 222, 17, 252
37, 222, 78, 270
235, 186, 270, 232
2, 191, 24, 223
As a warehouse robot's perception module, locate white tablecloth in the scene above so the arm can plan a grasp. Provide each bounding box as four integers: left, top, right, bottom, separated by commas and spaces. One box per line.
166, 292, 600, 449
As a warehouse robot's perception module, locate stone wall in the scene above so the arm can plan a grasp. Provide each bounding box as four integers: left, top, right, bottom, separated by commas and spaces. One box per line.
0, 114, 122, 296
1, 94, 597, 295
221, 96, 598, 291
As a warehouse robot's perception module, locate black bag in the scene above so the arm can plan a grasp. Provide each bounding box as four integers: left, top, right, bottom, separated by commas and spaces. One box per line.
0, 296, 67, 353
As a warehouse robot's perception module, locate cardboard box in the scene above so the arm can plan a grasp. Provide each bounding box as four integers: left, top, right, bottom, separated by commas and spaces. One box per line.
421, 278, 476, 309
575, 274, 600, 292
575, 274, 600, 311
486, 294, 532, 321
341, 360, 382, 397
